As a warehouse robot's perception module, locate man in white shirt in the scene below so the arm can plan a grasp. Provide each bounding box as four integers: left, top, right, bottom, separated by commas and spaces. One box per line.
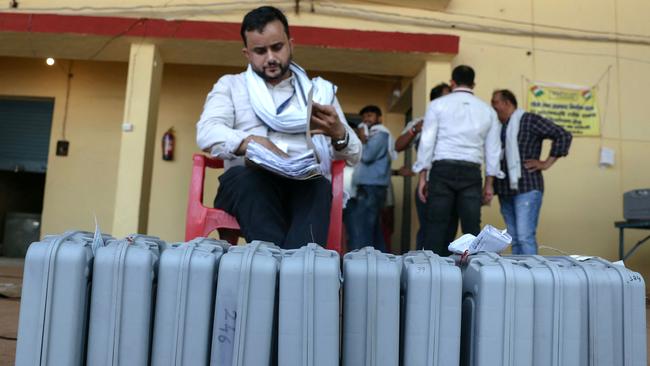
196, 6, 361, 249
413, 65, 502, 255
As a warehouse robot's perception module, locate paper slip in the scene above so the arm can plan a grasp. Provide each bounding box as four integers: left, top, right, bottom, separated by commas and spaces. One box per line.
448, 224, 512, 254
304, 87, 320, 163
246, 141, 321, 180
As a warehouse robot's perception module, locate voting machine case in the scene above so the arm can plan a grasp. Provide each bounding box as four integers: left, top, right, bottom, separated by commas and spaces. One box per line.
86, 235, 164, 366
342, 247, 401, 366
210, 241, 282, 366
151, 237, 229, 366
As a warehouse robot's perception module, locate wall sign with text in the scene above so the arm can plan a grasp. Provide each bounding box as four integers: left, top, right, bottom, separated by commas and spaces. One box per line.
527, 83, 600, 137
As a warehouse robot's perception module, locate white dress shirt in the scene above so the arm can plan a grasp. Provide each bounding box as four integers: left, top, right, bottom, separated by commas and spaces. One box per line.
413, 87, 503, 177
196, 72, 361, 171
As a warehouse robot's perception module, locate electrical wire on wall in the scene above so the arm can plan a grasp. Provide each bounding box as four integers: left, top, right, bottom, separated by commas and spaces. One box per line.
612, 0, 624, 184
594, 65, 613, 143
61, 60, 73, 140
88, 18, 147, 60
529, 0, 537, 81
11, 0, 644, 143
11, 1, 650, 66
9, 1, 295, 19
47, 60, 74, 157
120, 19, 153, 132
314, 1, 650, 46
9, 0, 650, 46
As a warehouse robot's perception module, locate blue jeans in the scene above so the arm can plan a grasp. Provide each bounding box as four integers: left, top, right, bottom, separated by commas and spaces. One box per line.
498, 190, 543, 255
343, 185, 387, 252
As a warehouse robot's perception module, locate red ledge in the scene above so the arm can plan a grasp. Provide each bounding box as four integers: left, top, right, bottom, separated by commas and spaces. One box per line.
0, 12, 459, 55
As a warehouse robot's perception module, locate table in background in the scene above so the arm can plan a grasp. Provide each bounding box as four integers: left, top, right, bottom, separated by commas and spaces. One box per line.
615, 220, 650, 260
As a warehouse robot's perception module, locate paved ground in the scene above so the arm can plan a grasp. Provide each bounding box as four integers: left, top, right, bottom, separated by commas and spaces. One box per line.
0, 258, 22, 365
0, 257, 648, 365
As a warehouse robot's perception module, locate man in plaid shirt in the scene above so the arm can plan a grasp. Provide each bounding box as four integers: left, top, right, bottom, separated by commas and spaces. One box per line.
491, 89, 572, 254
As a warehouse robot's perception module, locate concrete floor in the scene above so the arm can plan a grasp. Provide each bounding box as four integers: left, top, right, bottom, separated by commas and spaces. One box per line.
0, 258, 648, 365
0, 258, 22, 366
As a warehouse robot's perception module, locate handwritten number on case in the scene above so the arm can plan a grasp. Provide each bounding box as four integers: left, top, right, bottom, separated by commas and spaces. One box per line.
218, 308, 237, 344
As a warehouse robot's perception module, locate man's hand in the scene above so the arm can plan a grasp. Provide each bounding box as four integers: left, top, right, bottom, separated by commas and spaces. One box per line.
236, 135, 289, 158
482, 176, 494, 206
418, 171, 428, 203
413, 119, 423, 134
356, 126, 368, 144
310, 102, 346, 141
524, 157, 556, 172
395, 118, 422, 152
395, 165, 415, 177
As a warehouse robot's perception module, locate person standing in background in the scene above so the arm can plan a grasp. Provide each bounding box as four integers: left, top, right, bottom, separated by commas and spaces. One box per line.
344, 105, 395, 252
491, 89, 572, 254
394, 83, 452, 249
413, 66, 502, 256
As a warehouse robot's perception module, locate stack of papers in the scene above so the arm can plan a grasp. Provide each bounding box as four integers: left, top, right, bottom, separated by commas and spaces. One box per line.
448, 225, 512, 254
244, 87, 324, 180
245, 141, 322, 180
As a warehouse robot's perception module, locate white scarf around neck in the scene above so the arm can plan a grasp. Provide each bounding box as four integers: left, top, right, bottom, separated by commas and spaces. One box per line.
245, 62, 336, 177
505, 108, 525, 190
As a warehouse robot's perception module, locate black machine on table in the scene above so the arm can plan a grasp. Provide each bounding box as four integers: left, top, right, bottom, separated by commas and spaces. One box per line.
615, 189, 650, 260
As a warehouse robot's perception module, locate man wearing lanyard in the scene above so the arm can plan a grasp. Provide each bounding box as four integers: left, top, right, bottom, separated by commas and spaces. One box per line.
196, 6, 361, 249
413, 65, 503, 256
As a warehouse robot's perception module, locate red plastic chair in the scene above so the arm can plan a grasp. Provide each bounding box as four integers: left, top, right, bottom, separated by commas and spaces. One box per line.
185, 154, 345, 254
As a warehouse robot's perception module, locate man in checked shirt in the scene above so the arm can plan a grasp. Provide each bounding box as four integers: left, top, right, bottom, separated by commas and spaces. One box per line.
491, 89, 573, 255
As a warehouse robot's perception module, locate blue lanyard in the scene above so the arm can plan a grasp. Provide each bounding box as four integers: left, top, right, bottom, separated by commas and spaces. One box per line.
276, 88, 295, 114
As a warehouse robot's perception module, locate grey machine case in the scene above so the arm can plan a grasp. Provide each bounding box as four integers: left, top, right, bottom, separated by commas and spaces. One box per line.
15, 231, 109, 366
401, 250, 462, 366
459, 252, 535, 366
463, 252, 647, 366
545, 256, 647, 366
210, 241, 283, 366
500, 255, 592, 366
342, 247, 402, 366
278, 243, 341, 366
151, 237, 230, 366
86, 234, 164, 366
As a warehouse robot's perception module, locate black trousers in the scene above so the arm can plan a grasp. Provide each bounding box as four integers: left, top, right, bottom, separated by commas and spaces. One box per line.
423, 160, 482, 256
214, 166, 332, 249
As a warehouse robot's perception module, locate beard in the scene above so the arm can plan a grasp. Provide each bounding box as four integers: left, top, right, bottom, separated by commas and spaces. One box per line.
253, 55, 292, 83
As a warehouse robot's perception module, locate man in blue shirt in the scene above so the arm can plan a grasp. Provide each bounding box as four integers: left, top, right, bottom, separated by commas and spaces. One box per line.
344, 105, 394, 251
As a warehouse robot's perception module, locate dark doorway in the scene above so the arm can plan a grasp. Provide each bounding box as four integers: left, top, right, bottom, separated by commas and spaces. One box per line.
0, 97, 53, 256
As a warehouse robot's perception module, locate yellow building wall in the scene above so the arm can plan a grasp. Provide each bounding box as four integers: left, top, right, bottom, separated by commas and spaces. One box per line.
0, 57, 126, 236
0, 56, 405, 245
5, 0, 650, 280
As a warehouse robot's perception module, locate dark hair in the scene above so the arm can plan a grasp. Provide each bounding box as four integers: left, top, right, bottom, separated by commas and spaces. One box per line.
430, 83, 451, 101
240, 6, 290, 46
451, 65, 475, 87
494, 89, 518, 108
359, 105, 382, 117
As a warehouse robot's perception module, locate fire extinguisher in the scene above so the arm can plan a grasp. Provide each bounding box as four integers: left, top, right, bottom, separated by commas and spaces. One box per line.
162, 127, 175, 161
